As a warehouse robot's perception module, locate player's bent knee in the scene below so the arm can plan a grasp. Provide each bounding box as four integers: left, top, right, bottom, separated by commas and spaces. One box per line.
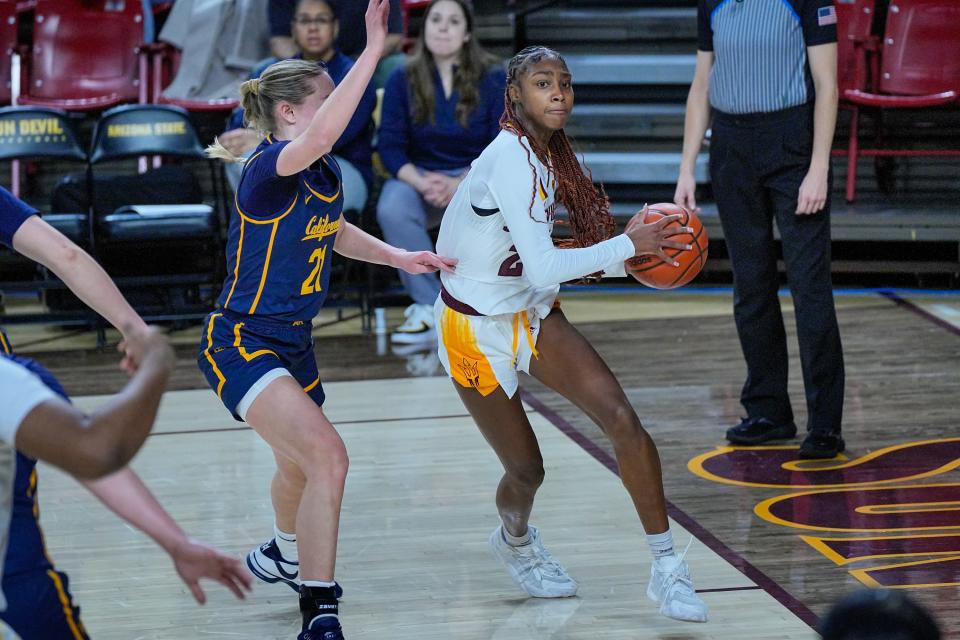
507, 462, 545, 489
602, 404, 645, 443
297, 429, 349, 483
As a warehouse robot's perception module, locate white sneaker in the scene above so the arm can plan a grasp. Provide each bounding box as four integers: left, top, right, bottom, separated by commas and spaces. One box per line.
646, 541, 709, 622
488, 525, 579, 598
246, 538, 300, 592
390, 303, 436, 344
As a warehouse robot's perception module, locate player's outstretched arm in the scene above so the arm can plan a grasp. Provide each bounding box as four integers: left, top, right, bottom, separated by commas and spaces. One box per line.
333, 219, 457, 275
276, 0, 390, 176
83, 468, 251, 603
12, 216, 148, 339
15, 328, 174, 479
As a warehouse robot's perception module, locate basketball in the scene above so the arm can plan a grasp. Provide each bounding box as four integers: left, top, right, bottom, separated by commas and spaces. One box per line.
624, 203, 709, 290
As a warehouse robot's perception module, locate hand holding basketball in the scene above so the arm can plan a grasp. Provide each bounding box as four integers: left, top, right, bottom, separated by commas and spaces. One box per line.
625, 203, 709, 289
624, 204, 692, 267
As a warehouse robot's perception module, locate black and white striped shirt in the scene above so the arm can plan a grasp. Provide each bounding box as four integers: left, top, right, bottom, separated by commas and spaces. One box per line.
698, 0, 837, 115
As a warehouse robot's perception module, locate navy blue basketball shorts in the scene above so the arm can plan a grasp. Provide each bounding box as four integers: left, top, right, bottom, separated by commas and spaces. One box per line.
1, 569, 89, 640
197, 310, 325, 421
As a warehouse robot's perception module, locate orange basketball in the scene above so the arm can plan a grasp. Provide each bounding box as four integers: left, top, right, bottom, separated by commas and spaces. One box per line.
624, 203, 709, 290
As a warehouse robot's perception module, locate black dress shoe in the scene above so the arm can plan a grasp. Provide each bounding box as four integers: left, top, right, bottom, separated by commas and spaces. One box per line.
725, 417, 798, 445
799, 432, 846, 459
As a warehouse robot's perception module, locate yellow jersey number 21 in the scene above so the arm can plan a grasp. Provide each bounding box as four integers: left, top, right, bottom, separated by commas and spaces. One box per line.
300, 246, 327, 295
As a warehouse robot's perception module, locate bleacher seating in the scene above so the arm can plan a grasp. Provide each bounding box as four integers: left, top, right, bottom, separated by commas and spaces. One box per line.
841, 0, 960, 202
15, 0, 149, 111
0, 106, 89, 246
0, 107, 91, 314
87, 104, 224, 315
2, 0, 959, 328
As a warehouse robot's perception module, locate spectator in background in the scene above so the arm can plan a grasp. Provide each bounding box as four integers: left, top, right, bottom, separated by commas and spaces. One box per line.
269, 0, 405, 88
820, 589, 940, 640
218, 0, 376, 213
377, 0, 504, 345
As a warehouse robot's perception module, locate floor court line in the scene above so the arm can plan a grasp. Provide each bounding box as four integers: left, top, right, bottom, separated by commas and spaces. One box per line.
696, 586, 763, 594
880, 290, 960, 337
147, 413, 473, 438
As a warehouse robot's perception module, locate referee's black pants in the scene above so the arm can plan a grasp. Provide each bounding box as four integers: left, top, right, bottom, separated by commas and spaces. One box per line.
710, 103, 844, 435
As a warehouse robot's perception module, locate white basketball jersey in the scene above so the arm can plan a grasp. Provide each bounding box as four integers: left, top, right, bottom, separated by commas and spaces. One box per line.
437, 129, 634, 317
0, 357, 59, 612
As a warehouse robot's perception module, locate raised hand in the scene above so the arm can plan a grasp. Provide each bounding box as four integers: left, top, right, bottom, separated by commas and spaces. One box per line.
364, 0, 391, 55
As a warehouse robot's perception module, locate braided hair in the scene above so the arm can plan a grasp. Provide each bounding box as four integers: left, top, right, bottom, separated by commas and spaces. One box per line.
501, 46, 616, 248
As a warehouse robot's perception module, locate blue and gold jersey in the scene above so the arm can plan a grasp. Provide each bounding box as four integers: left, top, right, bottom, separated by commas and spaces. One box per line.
216, 136, 344, 322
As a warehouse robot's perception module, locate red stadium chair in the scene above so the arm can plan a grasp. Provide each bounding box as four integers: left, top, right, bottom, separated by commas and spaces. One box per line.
835, 0, 879, 97
840, 0, 960, 202
0, 0, 18, 105
16, 0, 148, 111
402, 0, 431, 47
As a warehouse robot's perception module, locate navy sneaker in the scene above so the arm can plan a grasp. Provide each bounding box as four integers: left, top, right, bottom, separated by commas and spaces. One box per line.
725, 417, 797, 445
799, 432, 845, 459
246, 539, 345, 598
299, 584, 342, 640
297, 617, 343, 640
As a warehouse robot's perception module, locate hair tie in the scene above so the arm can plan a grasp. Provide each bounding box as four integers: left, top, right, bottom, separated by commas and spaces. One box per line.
249, 78, 261, 96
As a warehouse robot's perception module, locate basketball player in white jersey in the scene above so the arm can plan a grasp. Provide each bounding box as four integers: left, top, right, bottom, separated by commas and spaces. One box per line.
434, 46, 709, 623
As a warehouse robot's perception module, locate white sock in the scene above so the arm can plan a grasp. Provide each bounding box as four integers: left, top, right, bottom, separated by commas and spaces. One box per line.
648, 530, 679, 568
274, 524, 298, 563
502, 526, 531, 547
302, 579, 336, 588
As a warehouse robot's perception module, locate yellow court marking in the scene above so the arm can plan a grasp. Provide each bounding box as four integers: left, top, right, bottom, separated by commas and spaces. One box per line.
754, 483, 960, 533
688, 438, 960, 489
848, 555, 960, 590
800, 533, 960, 566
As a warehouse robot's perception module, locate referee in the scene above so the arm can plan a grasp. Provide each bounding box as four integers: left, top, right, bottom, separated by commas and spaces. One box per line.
675, 0, 845, 458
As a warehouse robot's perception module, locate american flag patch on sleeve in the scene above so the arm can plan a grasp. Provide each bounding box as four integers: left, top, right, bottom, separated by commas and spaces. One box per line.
818, 5, 837, 26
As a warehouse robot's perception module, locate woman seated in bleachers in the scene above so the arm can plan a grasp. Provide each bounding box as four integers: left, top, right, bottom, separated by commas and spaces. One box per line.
376, 0, 505, 345
268, 0, 405, 89
217, 0, 376, 213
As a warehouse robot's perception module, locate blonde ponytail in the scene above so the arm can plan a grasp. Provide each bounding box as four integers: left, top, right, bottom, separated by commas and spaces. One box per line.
205, 136, 245, 163
206, 59, 328, 163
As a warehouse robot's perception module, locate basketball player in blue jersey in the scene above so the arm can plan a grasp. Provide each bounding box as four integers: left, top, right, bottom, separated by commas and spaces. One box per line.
1, 343, 253, 640
1, 187, 252, 639
202, 2, 455, 638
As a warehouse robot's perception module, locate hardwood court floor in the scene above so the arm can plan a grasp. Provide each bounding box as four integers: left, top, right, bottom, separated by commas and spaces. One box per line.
11, 287, 960, 639
40, 380, 807, 640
